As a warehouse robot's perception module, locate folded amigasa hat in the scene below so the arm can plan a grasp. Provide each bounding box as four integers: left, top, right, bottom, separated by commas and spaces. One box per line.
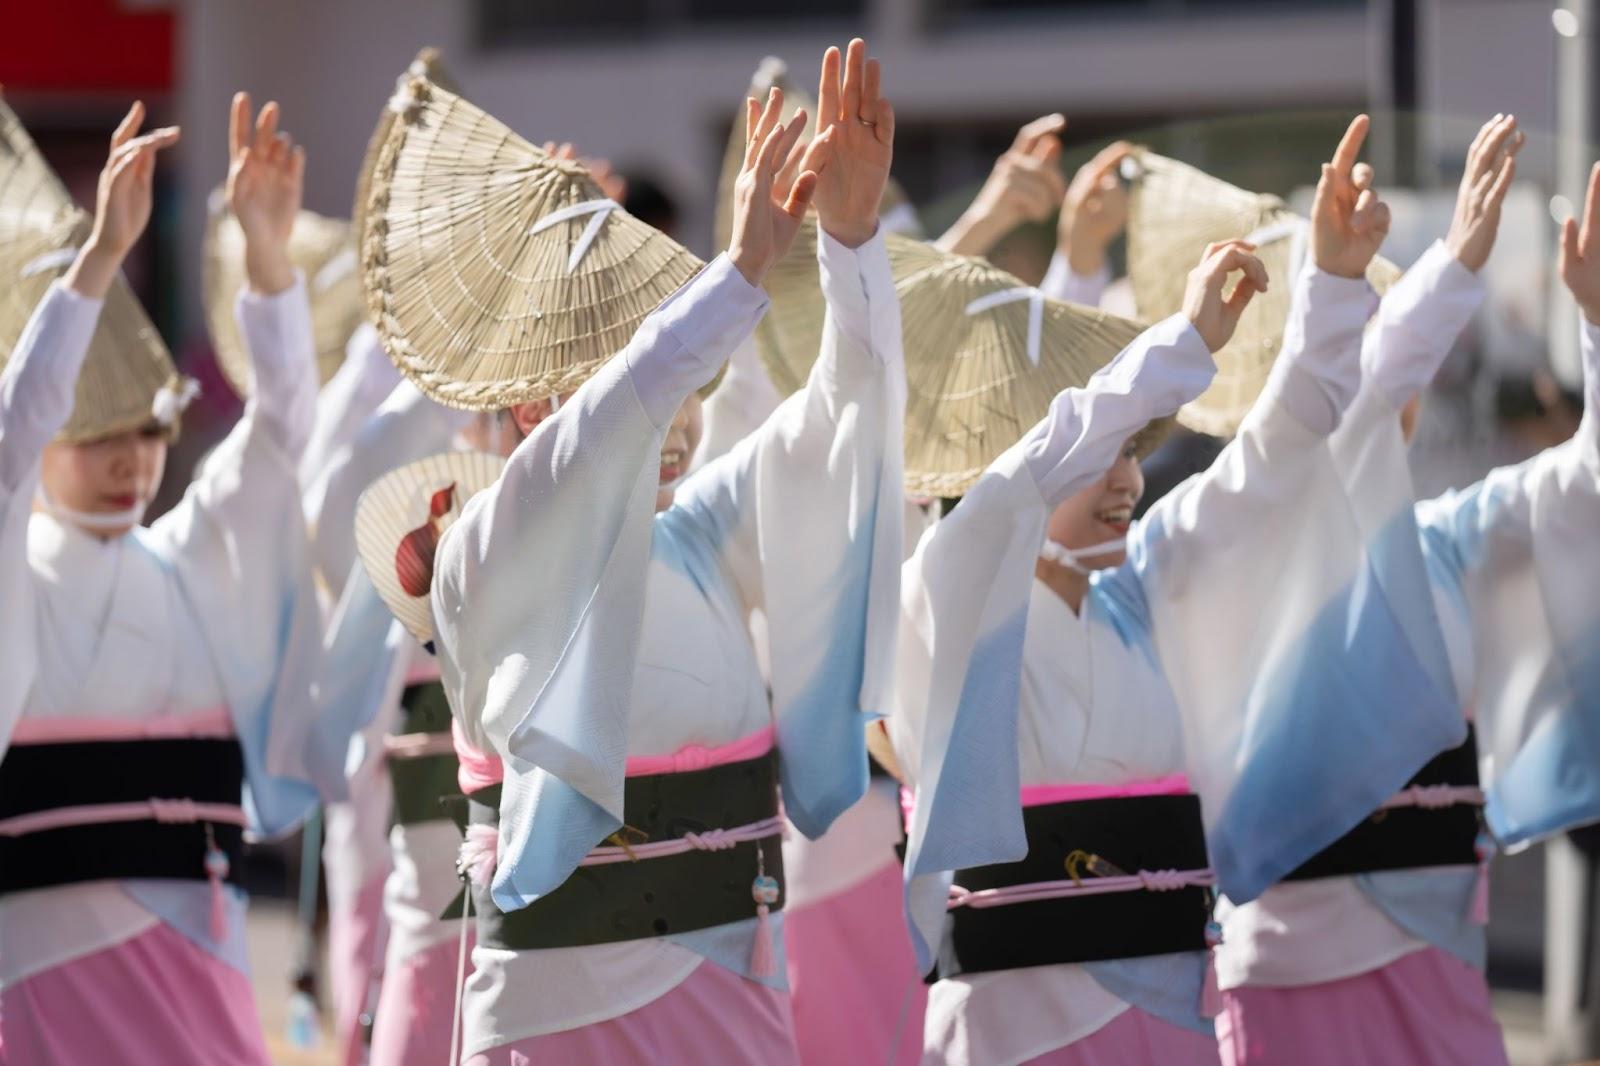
355, 450, 505, 644
1125, 148, 1400, 437
360, 78, 704, 411
0, 96, 196, 442
894, 236, 1150, 496
353, 47, 459, 253
203, 188, 363, 397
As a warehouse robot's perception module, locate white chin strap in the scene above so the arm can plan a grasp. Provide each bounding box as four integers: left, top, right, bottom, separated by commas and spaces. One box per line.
35, 485, 147, 532
1039, 536, 1127, 575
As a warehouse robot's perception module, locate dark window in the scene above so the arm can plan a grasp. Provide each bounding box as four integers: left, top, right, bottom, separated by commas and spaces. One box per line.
476, 0, 865, 46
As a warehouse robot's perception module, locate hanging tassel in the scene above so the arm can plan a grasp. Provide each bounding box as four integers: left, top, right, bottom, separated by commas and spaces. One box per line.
203, 824, 231, 944
1200, 918, 1225, 1018
1468, 832, 1495, 925
749, 847, 781, 979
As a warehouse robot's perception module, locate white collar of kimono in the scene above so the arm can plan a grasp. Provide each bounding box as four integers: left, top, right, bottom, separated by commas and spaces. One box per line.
965, 286, 1044, 366
34, 483, 148, 532
528, 199, 620, 274
1039, 536, 1125, 575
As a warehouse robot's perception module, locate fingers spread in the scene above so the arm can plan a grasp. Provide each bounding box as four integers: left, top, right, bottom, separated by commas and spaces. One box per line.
253, 101, 279, 157
842, 38, 866, 119
1330, 113, 1370, 176
818, 46, 842, 125
873, 98, 895, 148
228, 93, 249, 160
784, 170, 820, 218
113, 101, 144, 151
1015, 112, 1067, 154
862, 57, 882, 118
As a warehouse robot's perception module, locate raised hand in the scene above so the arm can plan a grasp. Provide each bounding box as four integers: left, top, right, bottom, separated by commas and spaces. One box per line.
811, 38, 894, 249
1058, 141, 1132, 276
1446, 114, 1522, 273
1182, 239, 1268, 352
727, 87, 831, 287
543, 141, 628, 202
1311, 115, 1390, 279
66, 101, 180, 300
1560, 162, 1600, 326
226, 92, 303, 294
937, 114, 1066, 256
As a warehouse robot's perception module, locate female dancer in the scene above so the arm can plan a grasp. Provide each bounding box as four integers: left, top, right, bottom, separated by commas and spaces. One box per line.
0, 93, 325, 1063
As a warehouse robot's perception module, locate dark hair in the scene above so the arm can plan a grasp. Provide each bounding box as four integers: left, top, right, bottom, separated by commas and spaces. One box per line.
621, 172, 680, 237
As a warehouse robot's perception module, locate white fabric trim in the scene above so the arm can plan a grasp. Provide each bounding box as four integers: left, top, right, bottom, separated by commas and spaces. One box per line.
20, 248, 79, 279
965, 287, 1044, 366
528, 199, 621, 275
1038, 536, 1126, 575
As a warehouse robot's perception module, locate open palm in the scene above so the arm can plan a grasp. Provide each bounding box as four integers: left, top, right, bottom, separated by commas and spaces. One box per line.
811, 39, 893, 248
226, 92, 303, 248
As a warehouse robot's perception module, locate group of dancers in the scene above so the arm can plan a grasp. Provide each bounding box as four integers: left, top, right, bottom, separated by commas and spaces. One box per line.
0, 35, 1596, 1066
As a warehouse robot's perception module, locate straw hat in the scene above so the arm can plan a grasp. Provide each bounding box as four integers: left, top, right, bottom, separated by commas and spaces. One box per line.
0, 96, 193, 444
203, 189, 364, 397
352, 47, 459, 252
361, 79, 705, 411
895, 237, 1148, 497
715, 58, 916, 395
355, 449, 505, 644
1125, 148, 1400, 437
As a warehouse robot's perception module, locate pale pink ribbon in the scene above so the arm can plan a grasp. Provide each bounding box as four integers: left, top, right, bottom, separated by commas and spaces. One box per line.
1378, 784, 1485, 811
578, 815, 786, 867
10, 708, 234, 745
382, 731, 458, 759
0, 798, 248, 838
947, 867, 1216, 911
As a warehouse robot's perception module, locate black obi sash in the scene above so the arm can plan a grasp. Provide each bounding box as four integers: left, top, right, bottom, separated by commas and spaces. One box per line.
0, 735, 245, 896
939, 792, 1213, 980
1284, 727, 1482, 882
388, 680, 460, 828
466, 749, 784, 950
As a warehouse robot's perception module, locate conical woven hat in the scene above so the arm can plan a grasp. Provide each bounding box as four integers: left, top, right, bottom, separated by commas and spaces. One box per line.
203, 190, 363, 397
0, 97, 189, 444
355, 450, 505, 644
896, 238, 1147, 497
716, 58, 914, 395
353, 47, 459, 250
362, 80, 705, 411
1126, 148, 1400, 437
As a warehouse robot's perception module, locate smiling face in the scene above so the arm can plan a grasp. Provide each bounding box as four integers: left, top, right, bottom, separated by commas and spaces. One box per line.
38, 423, 169, 539
655, 393, 703, 512
1043, 437, 1144, 569
502, 389, 705, 514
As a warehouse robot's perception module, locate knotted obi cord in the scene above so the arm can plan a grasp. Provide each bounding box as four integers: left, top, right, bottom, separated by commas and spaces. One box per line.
1379, 784, 1485, 810
0, 708, 246, 838
965, 286, 1045, 366
454, 724, 783, 876
938, 773, 1215, 911
528, 198, 621, 275
383, 731, 458, 759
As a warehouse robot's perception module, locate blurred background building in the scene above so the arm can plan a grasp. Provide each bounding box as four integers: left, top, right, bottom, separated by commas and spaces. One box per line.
4, 0, 1595, 1061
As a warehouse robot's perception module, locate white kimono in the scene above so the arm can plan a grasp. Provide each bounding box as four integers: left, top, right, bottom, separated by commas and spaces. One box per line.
431, 233, 904, 1050
896, 251, 1479, 1062
0, 277, 323, 988
1219, 242, 1600, 989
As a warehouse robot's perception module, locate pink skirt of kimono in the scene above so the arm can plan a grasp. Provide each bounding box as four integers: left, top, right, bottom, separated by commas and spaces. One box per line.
463, 957, 800, 1065
1216, 947, 1508, 1066
0, 921, 269, 1066
329, 872, 387, 1066
785, 857, 927, 1066
369, 927, 473, 1066
1019, 1008, 1221, 1065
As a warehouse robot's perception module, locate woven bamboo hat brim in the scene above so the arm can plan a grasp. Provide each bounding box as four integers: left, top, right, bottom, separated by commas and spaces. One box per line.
356, 449, 505, 644
716, 59, 913, 395
353, 48, 459, 253
0, 97, 188, 444
896, 238, 1147, 497
204, 191, 363, 397
1126, 148, 1400, 437
362, 80, 706, 411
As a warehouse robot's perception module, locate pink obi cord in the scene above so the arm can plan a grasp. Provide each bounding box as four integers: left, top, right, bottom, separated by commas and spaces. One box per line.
0, 798, 248, 838
899, 772, 1193, 833
384, 731, 459, 760
9, 707, 234, 746
451, 722, 777, 793
946, 867, 1216, 911
1379, 784, 1485, 810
